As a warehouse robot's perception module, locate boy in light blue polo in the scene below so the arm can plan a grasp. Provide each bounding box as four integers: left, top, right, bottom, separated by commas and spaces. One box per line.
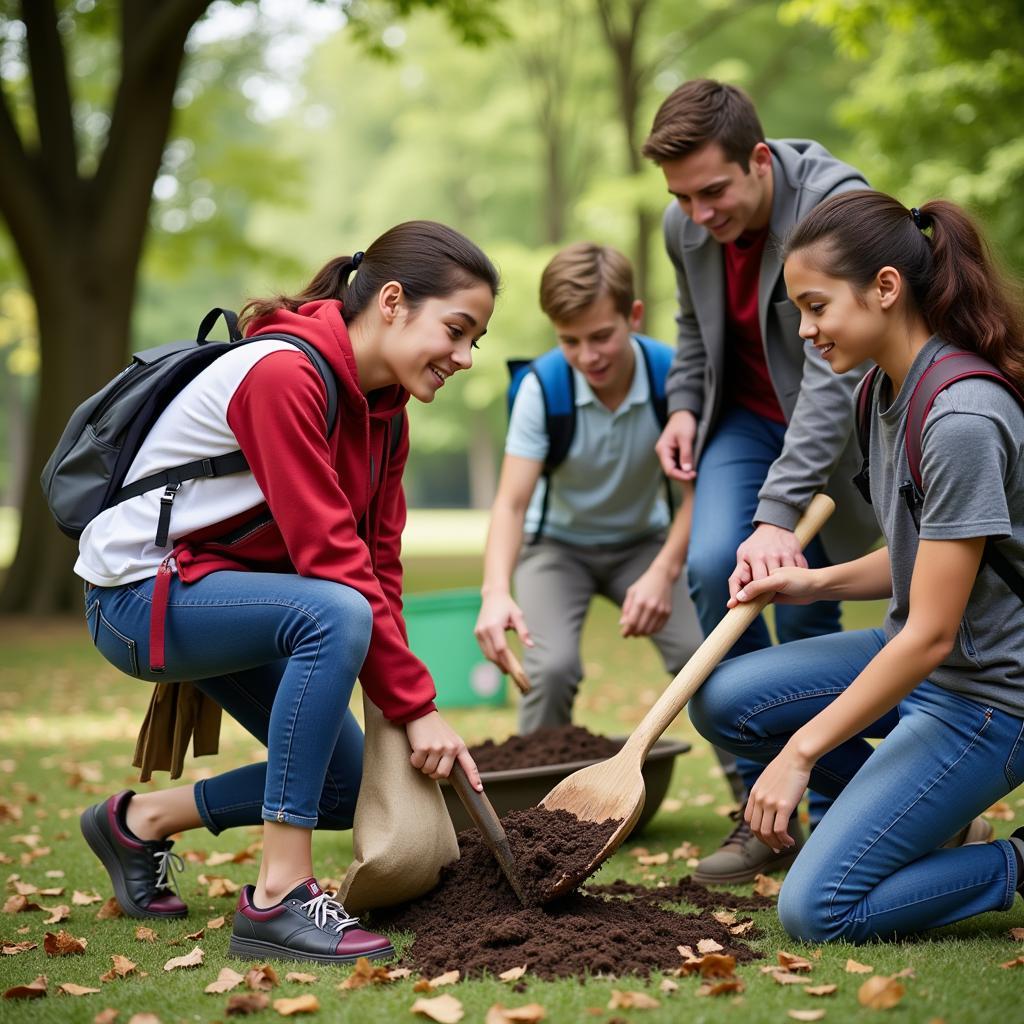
475, 244, 733, 788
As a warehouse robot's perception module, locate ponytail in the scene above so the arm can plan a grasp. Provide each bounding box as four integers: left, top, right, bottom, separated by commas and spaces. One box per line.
239, 221, 499, 333
784, 190, 1024, 389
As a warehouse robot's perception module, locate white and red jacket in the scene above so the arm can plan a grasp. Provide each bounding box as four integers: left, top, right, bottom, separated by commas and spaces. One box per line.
76, 299, 436, 723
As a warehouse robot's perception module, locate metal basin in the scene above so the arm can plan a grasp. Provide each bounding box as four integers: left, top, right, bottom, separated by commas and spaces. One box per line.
441, 736, 691, 836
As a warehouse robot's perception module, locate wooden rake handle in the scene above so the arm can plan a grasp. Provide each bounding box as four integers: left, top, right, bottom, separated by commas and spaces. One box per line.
627, 493, 836, 761
504, 648, 531, 694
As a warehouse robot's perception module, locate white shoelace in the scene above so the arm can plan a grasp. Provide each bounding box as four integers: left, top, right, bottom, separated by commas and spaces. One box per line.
300, 891, 360, 933
153, 848, 185, 897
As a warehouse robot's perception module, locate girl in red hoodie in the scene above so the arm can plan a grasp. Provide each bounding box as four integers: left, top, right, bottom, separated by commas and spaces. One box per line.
76, 221, 499, 964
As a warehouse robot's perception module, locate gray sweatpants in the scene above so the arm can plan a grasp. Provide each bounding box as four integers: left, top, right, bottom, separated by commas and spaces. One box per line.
513, 533, 742, 800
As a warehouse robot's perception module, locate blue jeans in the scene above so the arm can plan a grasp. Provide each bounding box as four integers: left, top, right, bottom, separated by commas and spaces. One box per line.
85, 571, 372, 834
689, 628, 1024, 942
689, 406, 841, 817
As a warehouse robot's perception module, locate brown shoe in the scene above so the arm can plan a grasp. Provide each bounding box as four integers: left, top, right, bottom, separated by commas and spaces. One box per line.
692, 803, 803, 886
940, 816, 994, 849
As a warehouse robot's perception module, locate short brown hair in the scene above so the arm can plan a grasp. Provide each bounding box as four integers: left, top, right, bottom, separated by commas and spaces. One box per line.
539, 242, 635, 323
642, 78, 765, 170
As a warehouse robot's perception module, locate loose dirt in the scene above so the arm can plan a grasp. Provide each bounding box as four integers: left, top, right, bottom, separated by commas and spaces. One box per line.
468, 724, 621, 773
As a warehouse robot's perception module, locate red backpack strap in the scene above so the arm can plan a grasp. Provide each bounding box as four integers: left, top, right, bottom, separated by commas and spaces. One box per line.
855, 365, 881, 461
905, 352, 1024, 492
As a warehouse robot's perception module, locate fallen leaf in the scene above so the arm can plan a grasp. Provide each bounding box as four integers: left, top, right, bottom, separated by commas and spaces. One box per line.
627, 847, 649, 858
207, 915, 227, 930
11, 834, 42, 848
203, 876, 241, 898
134, 926, 158, 943
338, 956, 393, 990
273, 994, 320, 1015
413, 969, 460, 991
388, 968, 413, 980
206, 851, 245, 866
778, 950, 814, 972
845, 959, 874, 974
498, 966, 527, 982
96, 898, 124, 921
100, 955, 138, 982
38, 887, 66, 897
671, 842, 700, 860
712, 910, 737, 926
659, 978, 679, 994
44, 905, 70, 924
752, 874, 781, 897
163, 946, 204, 971
770, 971, 809, 986
787, 1011, 826, 1022
699, 954, 737, 978
697, 938, 723, 954
730, 920, 756, 936
410, 993, 465, 1023
3, 894, 41, 913
696, 978, 745, 996
858, 975, 905, 1009
246, 963, 280, 990
44, 929, 88, 956
59, 982, 101, 996
185, 928, 205, 940
805, 985, 838, 996
2, 973, 48, 999
12, 880, 38, 896
2, 940, 37, 955
0, 800, 22, 825
983, 801, 1015, 821
999, 955, 1024, 969
1010, 927, 1024, 941
285, 972, 318, 984
636, 853, 669, 866
891, 967, 915, 979
72, 890, 102, 906
206, 967, 246, 994
94, 1009, 120, 1023
608, 990, 660, 1009
46, 870, 65, 878
226, 993, 270, 1015
485, 1004, 547, 1024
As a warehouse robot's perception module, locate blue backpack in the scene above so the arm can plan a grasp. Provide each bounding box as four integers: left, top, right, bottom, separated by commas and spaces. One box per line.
506, 334, 675, 539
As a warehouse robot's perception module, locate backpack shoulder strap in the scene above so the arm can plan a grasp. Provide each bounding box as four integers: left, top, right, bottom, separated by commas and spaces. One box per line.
905, 351, 1024, 491
508, 348, 575, 472
634, 334, 674, 428
855, 364, 882, 462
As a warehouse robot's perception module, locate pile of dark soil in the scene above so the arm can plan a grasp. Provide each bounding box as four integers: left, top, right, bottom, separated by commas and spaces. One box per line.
373, 807, 762, 980
586, 877, 775, 912
468, 724, 621, 773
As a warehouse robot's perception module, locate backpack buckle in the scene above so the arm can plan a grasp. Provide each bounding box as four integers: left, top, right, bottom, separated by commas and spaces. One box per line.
155, 482, 182, 548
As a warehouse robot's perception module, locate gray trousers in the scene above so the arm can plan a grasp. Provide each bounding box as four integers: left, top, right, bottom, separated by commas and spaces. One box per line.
513, 534, 743, 800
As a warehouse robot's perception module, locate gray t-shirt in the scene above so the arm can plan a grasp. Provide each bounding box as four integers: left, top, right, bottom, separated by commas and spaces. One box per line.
869, 336, 1024, 716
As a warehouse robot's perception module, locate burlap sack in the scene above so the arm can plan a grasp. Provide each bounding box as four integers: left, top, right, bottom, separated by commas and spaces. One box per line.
338, 692, 458, 913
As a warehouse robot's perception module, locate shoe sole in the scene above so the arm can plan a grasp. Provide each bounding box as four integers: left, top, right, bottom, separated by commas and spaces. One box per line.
80, 805, 187, 920
692, 848, 799, 887
228, 935, 395, 965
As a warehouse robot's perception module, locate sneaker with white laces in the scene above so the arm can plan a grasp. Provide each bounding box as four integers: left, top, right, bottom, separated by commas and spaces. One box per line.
229, 878, 394, 964
692, 802, 803, 886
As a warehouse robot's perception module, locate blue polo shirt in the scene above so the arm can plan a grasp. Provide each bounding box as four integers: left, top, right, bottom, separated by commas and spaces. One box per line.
505, 338, 671, 545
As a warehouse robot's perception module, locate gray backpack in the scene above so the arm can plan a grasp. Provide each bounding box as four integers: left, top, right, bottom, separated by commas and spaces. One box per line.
41, 308, 339, 547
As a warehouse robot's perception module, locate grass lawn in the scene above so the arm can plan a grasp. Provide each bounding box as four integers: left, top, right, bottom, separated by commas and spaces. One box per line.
1, 556, 1022, 1023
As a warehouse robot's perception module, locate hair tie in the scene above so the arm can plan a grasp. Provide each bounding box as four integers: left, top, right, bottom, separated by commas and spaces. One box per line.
351, 251, 365, 269
910, 208, 930, 232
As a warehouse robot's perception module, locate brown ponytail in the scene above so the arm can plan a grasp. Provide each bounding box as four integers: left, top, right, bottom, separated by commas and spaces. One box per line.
239, 220, 499, 332
784, 190, 1024, 389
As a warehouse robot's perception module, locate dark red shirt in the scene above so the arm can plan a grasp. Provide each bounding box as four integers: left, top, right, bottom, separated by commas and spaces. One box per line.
723, 227, 787, 424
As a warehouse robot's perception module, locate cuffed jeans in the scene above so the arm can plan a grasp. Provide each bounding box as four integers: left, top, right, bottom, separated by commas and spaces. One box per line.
85, 571, 371, 834
690, 405, 840, 818
689, 628, 1024, 942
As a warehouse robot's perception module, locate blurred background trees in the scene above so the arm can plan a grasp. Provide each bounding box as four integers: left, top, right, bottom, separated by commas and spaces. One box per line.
1, 0, 1019, 613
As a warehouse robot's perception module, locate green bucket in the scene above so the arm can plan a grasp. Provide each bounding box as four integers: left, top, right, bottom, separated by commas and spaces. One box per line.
403, 588, 506, 708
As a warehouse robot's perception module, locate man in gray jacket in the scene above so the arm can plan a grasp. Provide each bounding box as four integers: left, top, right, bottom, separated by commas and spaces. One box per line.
642, 79, 880, 884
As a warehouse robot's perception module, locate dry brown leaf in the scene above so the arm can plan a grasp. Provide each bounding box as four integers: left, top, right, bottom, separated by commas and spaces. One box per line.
752, 874, 781, 897
100, 954, 138, 982
699, 954, 737, 978
207, 915, 227, 930
3, 894, 41, 913
44, 905, 70, 924
184, 928, 205, 940
285, 972, 318, 984
1010, 927, 1024, 941
226, 993, 270, 1015
337, 956, 393, 990
696, 938, 724, 954
414, 969, 460, 991
805, 985, 838, 996
410, 993, 465, 1023
206, 851, 245, 866
44, 929, 88, 956
659, 978, 679, 994
858, 975, 905, 1009
712, 910, 737, 926
636, 853, 669, 866
770, 971, 809, 986
2, 940, 37, 955
0, 800, 22, 825
72, 890, 102, 906
163, 945, 204, 971
484, 1005, 546, 1024
3, 973, 48, 999
984, 801, 1015, 821
96, 898, 124, 921
388, 968, 413, 980
206, 876, 241, 898
627, 846, 649, 858
999, 955, 1024, 969
12, 880, 38, 896
778, 950, 814, 972
696, 978, 745, 997
245, 963, 280, 990
134, 926, 158, 943
38, 887, 65, 897
845, 959, 874, 974
273, 994, 320, 1016
11, 833, 42, 848
498, 966, 527, 982
608, 990, 660, 1009
787, 1011, 826, 1022
94, 1008, 120, 1023
59, 982, 102, 996
205, 967, 246, 994
730, 920, 756, 936
671, 841, 700, 860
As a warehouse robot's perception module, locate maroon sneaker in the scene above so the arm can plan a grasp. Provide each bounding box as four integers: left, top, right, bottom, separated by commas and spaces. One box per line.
229, 878, 394, 964
80, 790, 187, 919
